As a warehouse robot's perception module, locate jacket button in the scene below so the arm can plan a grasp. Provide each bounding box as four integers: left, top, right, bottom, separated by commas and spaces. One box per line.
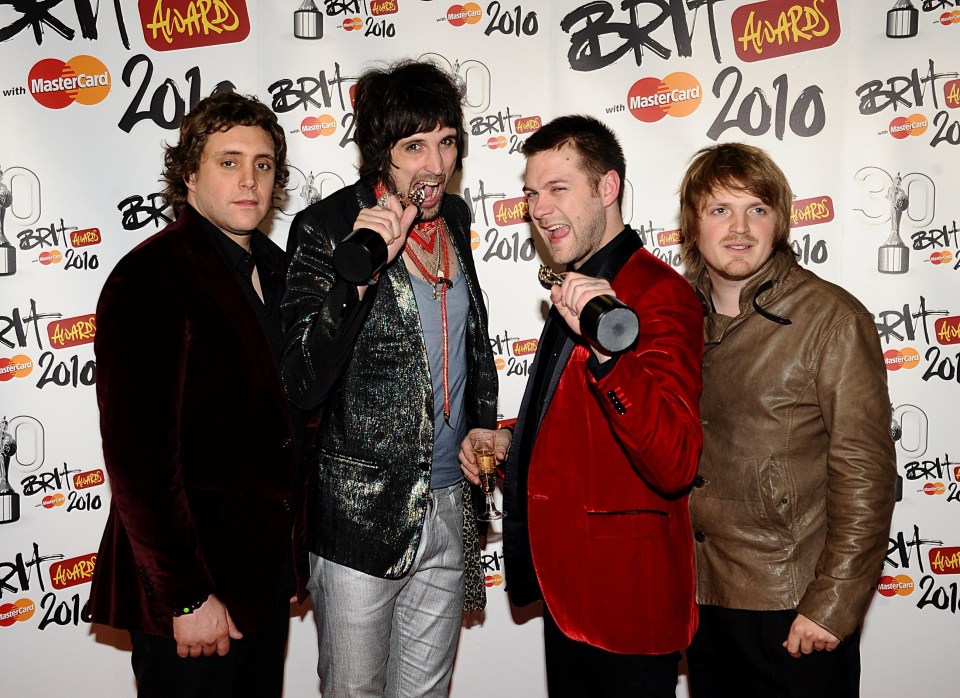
694, 530, 706, 542
282, 499, 292, 511
693, 475, 706, 488
281, 437, 293, 449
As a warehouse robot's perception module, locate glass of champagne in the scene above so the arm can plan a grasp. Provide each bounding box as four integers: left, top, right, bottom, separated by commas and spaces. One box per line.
471, 430, 504, 521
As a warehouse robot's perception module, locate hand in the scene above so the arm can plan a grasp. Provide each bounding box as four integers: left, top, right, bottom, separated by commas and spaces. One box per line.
783, 613, 840, 658
550, 272, 615, 362
172, 594, 243, 658
353, 194, 419, 298
458, 428, 512, 486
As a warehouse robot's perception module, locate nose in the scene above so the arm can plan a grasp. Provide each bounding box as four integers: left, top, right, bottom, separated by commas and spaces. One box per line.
424, 145, 444, 175
730, 209, 748, 234
529, 194, 551, 221
239, 162, 257, 189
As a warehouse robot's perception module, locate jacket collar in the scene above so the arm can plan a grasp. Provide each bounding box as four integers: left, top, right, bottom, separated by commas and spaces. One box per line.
695, 249, 798, 320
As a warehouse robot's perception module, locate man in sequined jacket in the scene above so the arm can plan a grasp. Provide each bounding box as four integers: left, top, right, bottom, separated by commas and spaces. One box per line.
281, 60, 498, 697
681, 143, 897, 698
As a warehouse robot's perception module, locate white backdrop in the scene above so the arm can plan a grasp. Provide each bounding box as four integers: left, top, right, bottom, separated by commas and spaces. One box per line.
1, 1, 958, 696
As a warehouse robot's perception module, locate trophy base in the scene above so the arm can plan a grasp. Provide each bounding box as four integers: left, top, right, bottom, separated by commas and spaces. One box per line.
0, 491, 20, 524
581, 296, 640, 354
333, 229, 388, 284
878, 244, 910, 274
294, 10, 323, 40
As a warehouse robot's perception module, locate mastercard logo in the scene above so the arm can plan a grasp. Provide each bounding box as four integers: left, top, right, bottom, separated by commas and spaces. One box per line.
342, 17, 363, 31
922, 481, 946, 496
447, 3, 482, 26
884, 348, 919, 371
486, 135, 508, 150
627, 73, 702, 123
28, 55, 111, 109
495, 357, 506, 371
41, 492, 66, 508
940, 9, 960, 25
301, 114, 337, 139
0, 599, 36, 627
470, 229, 480, 250
889, 114, 927, 139
877, 574, 914, 597
38, 250, 63, 265
484, 573, 504, 587
929, 250, 953, 265
0, 355, 34, 381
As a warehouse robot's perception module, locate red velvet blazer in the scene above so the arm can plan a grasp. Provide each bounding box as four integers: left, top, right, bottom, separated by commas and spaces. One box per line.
505, 244, 703, 655
88, 208, 307, 638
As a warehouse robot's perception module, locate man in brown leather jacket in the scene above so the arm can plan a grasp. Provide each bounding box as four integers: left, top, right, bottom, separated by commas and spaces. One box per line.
680, 143, 896, 698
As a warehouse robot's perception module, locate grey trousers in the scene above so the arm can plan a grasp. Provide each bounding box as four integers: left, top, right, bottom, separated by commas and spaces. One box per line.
308, 482, 466, 697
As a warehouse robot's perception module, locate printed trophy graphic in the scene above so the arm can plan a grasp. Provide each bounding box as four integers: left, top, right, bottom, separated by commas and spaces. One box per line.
879, 174, 910, 274
301, 172, 321, 208
294, 0, 323, 39
0, 417, 20, 524
886, 0, 919, 38
0, 167, 16, 276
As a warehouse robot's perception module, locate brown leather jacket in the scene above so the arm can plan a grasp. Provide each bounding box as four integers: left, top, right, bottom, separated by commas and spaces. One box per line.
689, 250, 897, 640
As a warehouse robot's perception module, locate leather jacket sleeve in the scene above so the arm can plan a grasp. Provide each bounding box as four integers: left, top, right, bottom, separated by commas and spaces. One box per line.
795, 310, 897, 640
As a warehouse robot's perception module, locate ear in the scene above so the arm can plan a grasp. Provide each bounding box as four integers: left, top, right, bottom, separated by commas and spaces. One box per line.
185, 171, 197, 195
599, 170, 621, 209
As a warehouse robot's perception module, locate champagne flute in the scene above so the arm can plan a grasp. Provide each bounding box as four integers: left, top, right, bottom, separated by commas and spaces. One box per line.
471, 430, 504, 521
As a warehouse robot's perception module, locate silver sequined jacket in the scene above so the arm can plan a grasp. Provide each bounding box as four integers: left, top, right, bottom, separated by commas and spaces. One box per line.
281, 182, 498, 594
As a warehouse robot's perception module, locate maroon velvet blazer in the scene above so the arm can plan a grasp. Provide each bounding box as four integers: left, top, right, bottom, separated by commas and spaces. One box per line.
88, 208, 307, 638
507, 246, 704, 655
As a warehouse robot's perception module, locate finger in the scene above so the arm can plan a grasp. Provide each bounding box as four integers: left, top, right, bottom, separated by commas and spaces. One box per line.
215, 636, 231, 657
399, 201, 419, 232
176, 643, 189, 659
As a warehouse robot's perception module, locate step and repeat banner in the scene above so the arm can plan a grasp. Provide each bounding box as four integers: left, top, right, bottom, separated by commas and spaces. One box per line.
1, 1, 958, 696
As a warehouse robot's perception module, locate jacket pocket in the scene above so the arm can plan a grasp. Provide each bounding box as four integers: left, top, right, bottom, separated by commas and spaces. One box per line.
758, 456, 796, 542
586, 509, 669, 539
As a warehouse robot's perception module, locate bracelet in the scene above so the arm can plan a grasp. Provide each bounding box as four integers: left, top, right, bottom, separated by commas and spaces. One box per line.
172, 598, 206, 617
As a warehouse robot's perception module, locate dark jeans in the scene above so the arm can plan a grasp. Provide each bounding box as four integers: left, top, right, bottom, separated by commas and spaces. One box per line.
686, 605, 861, 698
543, 605, 680, 698
130, 591, 291, 698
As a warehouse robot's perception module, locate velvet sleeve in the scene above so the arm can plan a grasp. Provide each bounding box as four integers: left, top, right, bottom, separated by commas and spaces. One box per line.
587, 269, 704, 496
281, 206, 375, 411
94, 249, 214, 619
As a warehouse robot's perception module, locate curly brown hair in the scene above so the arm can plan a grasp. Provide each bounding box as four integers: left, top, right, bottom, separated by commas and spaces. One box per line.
679, 143, 793, 279
162, 91, 288, 215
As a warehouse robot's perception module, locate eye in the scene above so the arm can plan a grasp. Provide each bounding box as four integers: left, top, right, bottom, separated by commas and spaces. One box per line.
256, 161, 273, 171
524, 191, 538, 201
751, 206, 768, 215
221, 159, 236, 168
405, 142, 421, 153
440, 137, 455, 147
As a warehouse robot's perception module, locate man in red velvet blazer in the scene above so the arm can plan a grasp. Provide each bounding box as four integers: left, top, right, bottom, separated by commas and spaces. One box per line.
88, 93, 307, 698
491, 116, 703, 697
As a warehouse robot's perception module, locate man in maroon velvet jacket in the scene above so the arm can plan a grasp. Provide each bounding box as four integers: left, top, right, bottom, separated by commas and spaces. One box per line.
88, 92, 307, 698
489, 116, 703, 696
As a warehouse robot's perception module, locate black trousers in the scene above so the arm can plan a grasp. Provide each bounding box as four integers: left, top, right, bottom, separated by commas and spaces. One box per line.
686, 605, 861, 698
130, 591, 291, 698
543, 605, 680, 698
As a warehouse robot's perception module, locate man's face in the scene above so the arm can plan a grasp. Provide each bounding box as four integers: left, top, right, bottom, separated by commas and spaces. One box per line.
696, 185, 777, 283
523, 145, 610, 269
185, 125, 276, 238
388, 125, 458, 221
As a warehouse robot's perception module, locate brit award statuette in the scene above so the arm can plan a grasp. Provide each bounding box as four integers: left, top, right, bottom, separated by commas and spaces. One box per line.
538, 266, 639, 354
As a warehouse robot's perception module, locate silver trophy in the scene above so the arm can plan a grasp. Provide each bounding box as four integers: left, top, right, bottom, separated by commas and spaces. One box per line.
879, 173, 910, 274
0, 167, 15, 276
333, 184, 427, 284
886, 0, 919, 39
0, 417, 20, 524
301, 172, 321, 208
538, 266, 639, 354
294, 0, 323, 39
